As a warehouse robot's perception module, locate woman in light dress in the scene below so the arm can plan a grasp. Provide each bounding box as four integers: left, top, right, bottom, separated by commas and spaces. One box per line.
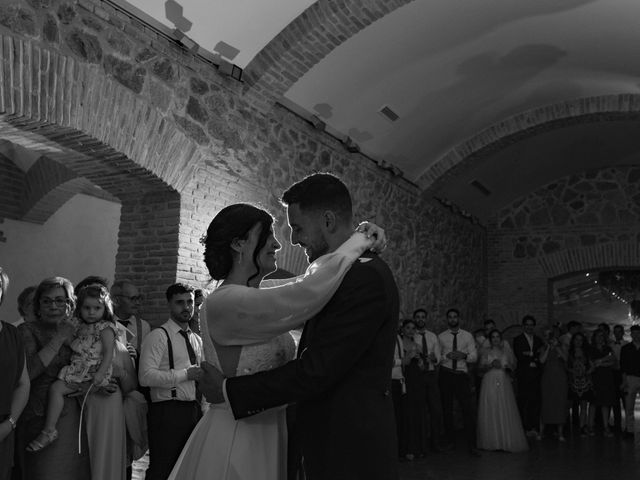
168, 204, 384, 480
477, 329, 529, 453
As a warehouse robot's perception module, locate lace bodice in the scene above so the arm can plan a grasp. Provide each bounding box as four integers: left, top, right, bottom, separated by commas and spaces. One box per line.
201, 307, 296, 377
233, 333, 295, 377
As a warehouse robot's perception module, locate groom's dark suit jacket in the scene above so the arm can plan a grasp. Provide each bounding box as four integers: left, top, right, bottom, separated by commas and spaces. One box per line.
226, 252, 400, 480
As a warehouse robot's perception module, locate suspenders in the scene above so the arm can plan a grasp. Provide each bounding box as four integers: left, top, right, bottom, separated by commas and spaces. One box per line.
135, 317, 143, 356
159, 327, 177, 399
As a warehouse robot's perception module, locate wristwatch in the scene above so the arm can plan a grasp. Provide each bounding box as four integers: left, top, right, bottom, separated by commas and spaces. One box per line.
7, 416, 16, 430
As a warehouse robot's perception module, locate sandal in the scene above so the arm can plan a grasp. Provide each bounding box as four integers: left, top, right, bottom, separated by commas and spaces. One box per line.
26, 429, 58, 452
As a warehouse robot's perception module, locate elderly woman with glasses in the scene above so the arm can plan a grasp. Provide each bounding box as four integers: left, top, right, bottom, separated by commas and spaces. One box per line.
14, 277, 92, 479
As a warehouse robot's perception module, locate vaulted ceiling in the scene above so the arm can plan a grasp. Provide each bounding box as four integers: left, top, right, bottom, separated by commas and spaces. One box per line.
86, 1, 640, 220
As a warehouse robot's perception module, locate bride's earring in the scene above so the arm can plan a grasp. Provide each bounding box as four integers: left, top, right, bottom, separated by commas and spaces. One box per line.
237, 251, 244, 265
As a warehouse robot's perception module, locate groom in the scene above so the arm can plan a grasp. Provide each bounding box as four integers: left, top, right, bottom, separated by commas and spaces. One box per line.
200, 173, 400, 480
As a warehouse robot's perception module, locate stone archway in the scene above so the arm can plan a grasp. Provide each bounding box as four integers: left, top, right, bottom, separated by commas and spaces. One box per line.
538, 242, 640, 279
542, 244, 640, 329
418, 94, 640, 192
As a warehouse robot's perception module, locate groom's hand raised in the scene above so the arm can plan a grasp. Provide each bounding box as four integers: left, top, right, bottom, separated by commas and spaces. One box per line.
199, 361, 226, 404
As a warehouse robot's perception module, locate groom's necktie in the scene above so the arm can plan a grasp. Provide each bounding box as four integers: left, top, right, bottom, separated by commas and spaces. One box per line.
451, 331, 458, 371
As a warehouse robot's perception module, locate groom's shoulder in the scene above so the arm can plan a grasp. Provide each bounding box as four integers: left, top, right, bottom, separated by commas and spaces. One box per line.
344, 253, 397, 288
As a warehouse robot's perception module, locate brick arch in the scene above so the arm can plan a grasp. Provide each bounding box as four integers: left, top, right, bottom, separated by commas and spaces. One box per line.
243, 0, 415, 100
0, 35, 206, 192
0, 35, 208, 318
537, 242, 640, 279
21, 156, 116, 223
418, 94, 640, 192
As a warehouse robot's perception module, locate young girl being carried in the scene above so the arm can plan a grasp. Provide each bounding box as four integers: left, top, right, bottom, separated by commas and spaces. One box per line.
27, 284, 117, 451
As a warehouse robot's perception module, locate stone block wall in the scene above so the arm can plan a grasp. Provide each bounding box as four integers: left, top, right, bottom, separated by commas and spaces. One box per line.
487, 166, 640, 327
0, 0, 487, 327
179, 124, 488, 328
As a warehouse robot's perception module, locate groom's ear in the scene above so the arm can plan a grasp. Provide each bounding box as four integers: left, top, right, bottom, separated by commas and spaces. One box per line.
321, 210, 338, 233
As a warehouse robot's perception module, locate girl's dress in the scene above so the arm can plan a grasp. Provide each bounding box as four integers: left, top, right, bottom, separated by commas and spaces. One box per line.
477, 347, 529, 452
168, 237, 368, 480
58, 320, 116, 386
568, 351, 593, 402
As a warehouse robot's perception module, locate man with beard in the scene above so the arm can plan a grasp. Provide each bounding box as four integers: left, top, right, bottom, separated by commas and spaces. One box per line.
139, 283, 203, 480
199, 173, 399, 480
438, 308, 479, 456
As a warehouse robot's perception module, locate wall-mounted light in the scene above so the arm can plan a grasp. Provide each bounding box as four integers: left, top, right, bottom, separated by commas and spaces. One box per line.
344, 137, 360, 153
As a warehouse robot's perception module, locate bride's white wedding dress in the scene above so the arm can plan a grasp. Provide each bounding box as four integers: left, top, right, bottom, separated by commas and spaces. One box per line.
168, 329, 296, 480
476, 346, 529, 453
168, 235, 369, 480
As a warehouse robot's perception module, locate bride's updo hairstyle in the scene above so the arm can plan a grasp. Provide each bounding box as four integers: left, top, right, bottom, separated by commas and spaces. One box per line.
202, 203, 274, 282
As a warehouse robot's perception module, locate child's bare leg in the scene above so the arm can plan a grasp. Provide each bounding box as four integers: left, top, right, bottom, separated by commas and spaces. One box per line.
43, 380, 77, 432
26, 380, 78, 452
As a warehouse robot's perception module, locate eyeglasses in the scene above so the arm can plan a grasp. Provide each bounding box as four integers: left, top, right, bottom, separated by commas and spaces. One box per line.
40, 297, 69, 308
117, 294, 143, 302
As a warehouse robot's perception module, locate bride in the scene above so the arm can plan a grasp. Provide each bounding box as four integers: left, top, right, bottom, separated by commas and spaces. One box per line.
168, 203, 384, 480
477, 329, 529, 453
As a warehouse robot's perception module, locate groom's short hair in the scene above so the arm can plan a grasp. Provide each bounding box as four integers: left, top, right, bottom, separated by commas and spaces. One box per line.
281, 173, 353, 225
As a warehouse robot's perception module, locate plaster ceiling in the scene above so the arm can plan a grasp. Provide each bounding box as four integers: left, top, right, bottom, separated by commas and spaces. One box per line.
115, 0, 640, 220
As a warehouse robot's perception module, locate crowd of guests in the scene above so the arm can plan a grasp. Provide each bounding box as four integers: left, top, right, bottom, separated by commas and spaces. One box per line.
0, 267, 207, 480
2, 262, 640, 479
391, 309, 640, 460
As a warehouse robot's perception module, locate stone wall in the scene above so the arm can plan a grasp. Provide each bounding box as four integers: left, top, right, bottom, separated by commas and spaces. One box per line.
487, 166, 640, 326
179, 120, 488, 327
0, 0, 487, 326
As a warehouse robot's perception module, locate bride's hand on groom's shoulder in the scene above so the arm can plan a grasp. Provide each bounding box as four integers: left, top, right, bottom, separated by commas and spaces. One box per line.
199, 361, 226, 404
356, 222, 388, 253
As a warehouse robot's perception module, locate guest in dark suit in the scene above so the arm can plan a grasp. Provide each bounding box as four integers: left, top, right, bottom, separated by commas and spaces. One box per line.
200, 173, 400, 480
513, 315, 545, 437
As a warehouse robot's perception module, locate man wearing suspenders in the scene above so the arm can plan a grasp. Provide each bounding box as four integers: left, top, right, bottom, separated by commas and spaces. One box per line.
139, 283, 203, 480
